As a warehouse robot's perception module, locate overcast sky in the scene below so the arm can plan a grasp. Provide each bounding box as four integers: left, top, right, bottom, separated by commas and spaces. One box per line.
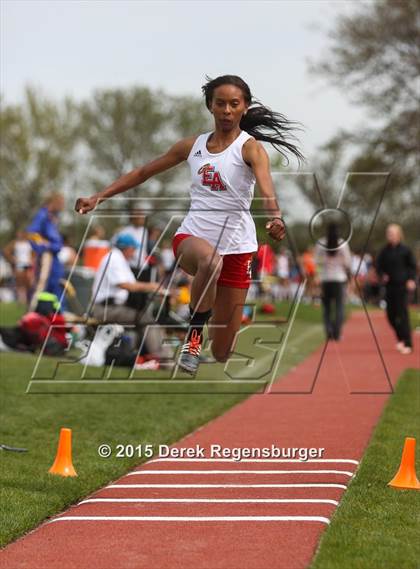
1, 0, 365, 161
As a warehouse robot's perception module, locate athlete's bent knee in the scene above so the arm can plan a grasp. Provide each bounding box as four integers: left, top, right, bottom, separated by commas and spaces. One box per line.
197, 254, 223, 281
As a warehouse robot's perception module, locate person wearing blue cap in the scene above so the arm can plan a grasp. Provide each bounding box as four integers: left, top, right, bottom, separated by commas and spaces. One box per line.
91, 233, 166, 356
115, 233, 141, 249
114, 207, 149, 272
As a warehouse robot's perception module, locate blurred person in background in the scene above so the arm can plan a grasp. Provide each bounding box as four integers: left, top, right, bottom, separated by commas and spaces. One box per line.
113, 207, 152, 311
256, 242, 275, 302
91, 233, 169, 360
82, 224, 110, 271
172, 275, 192, 320
301, 246, 318, 303
146, 225, 164, 282
288, 256, 303, 300
160, 239, 176, 277
114, 207, 149, 275
376, 223, 416, 355
256, 243, 275, 280
349, 250, 368, 305
0, 252, 15, 303
363, 259, 382, 306
314, 223, 352, 341
147, 225, 162, 252
58, 234, 77, 269
26, 192, 65, 310
275, 247, 290, 301
414, 243, 420, 305
2, 230, 34, 305
143, 224, 180, 326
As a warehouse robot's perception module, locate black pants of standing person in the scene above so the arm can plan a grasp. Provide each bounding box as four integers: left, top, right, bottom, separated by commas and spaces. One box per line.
321, 281, 346, 341
385, 284, 412, 348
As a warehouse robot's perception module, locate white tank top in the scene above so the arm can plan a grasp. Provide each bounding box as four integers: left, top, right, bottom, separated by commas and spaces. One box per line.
175, 130, 258, 255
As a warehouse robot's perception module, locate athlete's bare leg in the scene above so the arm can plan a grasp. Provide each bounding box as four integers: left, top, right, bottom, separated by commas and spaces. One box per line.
176, 236, 223, 312
208, 286, 248, 362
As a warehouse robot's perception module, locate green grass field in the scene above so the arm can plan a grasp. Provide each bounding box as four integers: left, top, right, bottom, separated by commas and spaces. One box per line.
311, 369, 420, 569
0, 300, 324, 547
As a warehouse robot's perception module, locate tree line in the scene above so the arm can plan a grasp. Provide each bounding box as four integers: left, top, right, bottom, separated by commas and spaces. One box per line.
0, 86, 210, 243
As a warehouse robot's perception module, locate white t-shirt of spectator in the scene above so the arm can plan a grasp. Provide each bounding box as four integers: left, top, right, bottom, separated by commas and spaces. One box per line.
14, 240, 32, 269
58, 246, 75, 266
113, 225, 149, 270
276, 253, 289, 279
92, 248, 135, 305
314, 241, 352, 283
351, 254, 368, 278
161, 247, 175, 271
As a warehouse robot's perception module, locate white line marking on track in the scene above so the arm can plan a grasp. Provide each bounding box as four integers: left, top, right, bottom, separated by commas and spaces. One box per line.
79, 498, 339, 505
127, 470, 354, 477
108, 483, 348, 489
148, 458, 359, 465
51, 515, 331, 524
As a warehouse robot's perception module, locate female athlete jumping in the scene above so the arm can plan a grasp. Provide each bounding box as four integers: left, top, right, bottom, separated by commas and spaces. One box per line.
75, 75, 303, 374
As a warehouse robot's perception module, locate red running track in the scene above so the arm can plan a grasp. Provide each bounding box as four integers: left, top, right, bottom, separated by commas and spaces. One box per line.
1, 311, 418, 569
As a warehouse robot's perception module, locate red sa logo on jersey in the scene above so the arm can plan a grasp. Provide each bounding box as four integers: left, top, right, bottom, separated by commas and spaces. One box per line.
198, 163, 226, 191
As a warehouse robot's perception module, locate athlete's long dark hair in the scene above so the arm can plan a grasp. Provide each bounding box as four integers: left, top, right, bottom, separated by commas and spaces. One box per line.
326, 223, 339, 256
202, 75, 304, 164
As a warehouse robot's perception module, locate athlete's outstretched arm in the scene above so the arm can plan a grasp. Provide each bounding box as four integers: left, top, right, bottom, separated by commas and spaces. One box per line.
243, 139, 286, 241
75, 136, 196, 214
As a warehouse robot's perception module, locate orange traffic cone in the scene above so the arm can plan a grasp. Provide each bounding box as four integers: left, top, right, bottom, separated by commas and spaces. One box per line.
388, 437, 420, 490
49, 428, 77, 477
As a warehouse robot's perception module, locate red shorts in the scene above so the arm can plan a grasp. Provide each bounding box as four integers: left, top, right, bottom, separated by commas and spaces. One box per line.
172, 233, 254, 289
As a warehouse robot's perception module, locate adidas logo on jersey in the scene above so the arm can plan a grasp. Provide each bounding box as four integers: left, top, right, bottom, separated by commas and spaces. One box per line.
193, 150, 202, 157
